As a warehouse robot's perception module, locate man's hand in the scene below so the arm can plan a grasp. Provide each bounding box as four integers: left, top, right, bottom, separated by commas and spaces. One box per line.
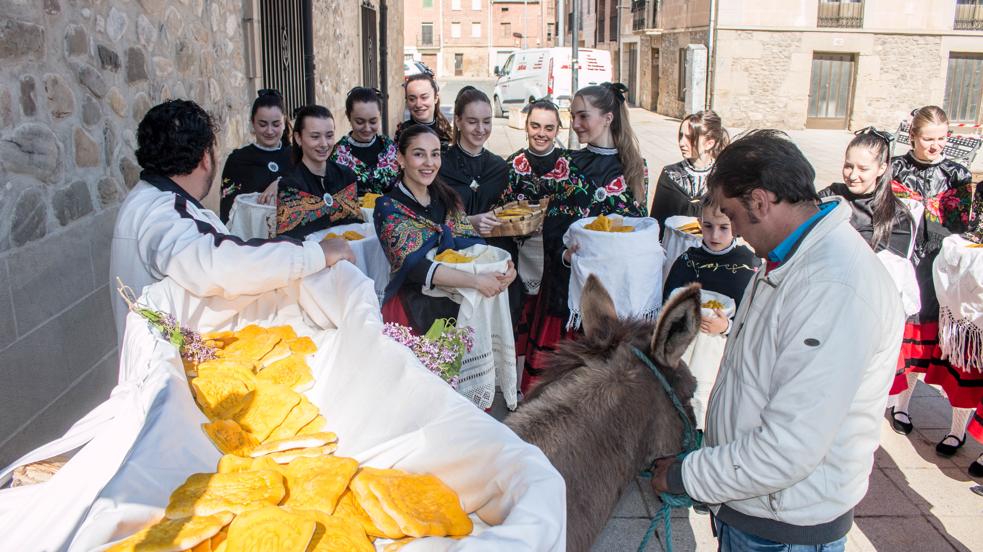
650, 457, 675, 494
319, 237, 356, 267
470, 211, 503, 237
700, 308, 729, 335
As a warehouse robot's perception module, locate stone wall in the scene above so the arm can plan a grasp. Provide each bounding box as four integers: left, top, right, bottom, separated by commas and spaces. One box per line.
0, 0, 252, 468
311, 0, 404, 135
656, 29, 709, 119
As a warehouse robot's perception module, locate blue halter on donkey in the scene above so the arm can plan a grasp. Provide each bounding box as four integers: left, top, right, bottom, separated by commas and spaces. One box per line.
633, 345, 702, 552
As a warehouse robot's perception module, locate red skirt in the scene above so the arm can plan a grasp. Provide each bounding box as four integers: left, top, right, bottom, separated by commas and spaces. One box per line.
901, 321, 942, 374
888, 352, 910, 395
925, 361, 983, 409
381, 295, 412, 327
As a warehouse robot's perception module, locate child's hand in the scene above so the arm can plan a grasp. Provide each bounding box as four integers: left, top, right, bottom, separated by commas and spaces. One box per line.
700, 308, 729, 335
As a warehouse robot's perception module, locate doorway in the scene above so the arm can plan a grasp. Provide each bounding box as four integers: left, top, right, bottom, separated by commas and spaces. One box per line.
806, 52, 856, 129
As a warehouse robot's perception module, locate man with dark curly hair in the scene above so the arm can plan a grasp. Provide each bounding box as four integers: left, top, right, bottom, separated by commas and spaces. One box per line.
110, 99, 355, 338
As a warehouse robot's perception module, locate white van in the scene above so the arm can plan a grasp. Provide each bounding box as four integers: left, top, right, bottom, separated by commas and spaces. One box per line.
492, 48, 613, 117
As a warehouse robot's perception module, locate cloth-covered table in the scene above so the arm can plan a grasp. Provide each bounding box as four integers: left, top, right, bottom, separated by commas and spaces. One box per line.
308, 222, 390, 303
227, 192, 276, 239
0, 263, 564, 551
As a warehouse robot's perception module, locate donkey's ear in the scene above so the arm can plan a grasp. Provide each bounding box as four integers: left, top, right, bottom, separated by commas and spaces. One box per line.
581, 274, 618, 339
651, 284, 702, 368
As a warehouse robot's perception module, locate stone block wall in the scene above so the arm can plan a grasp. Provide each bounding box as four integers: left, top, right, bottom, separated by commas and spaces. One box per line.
311, 0, 405, 136
0, 0, 252, 468
656, 29, 709, 119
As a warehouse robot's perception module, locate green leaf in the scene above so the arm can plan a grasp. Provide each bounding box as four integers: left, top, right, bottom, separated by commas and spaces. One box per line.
424, 318, 447, 340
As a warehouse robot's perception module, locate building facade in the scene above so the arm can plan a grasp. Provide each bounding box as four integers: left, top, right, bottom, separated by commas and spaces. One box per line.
0, 0, 403, 468
404, 0, 555, 78
620, 0, 983, 130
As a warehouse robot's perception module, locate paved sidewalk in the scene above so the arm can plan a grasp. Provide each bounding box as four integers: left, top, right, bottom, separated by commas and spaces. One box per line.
484, 108, 983, 551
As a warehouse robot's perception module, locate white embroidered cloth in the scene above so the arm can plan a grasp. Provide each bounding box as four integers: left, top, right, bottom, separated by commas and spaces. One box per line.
934, 234, 983, 373
227, 192, 276, 239
0, 264, 564, 551
425, 245, 518, 410
517, 233, 545, 295
564, 216, 665, 329
661, 215, 703, 280
307, 222, 391, 303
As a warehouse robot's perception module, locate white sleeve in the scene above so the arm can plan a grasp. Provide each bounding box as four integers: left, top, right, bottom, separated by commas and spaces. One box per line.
139, 195, 326, 298
680, 282, 881, 504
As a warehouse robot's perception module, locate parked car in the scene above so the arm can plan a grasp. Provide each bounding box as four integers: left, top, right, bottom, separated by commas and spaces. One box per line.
492, 48, 613, 117
404, 60, 432, 80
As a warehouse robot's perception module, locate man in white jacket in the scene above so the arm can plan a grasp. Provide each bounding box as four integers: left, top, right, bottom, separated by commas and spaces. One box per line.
652, 130, 904, 550
110, 100, 354, 340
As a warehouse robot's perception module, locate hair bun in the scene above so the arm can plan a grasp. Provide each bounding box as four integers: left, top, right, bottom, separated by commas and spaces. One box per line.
602, 82, 629, 103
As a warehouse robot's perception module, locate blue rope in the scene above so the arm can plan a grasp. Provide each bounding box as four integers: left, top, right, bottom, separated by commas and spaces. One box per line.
630, 346, 701, 552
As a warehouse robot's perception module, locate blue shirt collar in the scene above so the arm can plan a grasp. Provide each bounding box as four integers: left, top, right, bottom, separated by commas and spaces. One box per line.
767, 201, 836, 263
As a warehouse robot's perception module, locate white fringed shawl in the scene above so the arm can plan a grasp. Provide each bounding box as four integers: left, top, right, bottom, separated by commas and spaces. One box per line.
934, 234, 983, 373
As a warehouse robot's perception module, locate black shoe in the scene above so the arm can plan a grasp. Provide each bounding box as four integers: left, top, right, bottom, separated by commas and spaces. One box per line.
935, 434, 965, 457
890, 407, 913, 435
969, 459, 983, 478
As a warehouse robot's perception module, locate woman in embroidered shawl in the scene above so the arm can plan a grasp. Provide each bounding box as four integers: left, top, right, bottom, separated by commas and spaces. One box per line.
649, 110, 729, 238
500, 83, 648, 392
219, 89, 293, 222
888, 106, 974, 455
275, 105, 363, 239
375, 125, 517, 334
330, 87, 399, 195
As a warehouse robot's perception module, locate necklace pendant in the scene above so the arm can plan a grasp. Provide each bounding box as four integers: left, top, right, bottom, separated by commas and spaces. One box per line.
323, 193, 334, 207
469, 179, 480, 191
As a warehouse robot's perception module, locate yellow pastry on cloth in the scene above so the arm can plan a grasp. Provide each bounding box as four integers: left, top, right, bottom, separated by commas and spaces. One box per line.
256, 354, 314, 392
351, 467, 473, 538
165, 470, 286, 519
250, 431, 338, 458
105, 512, 234, 552
702, 300, 724, 310
202, 420, 259, 457
361, 193, 382, 209
278, 455, 360, 513
434, 249, 474, 263
291, 508, 375, 552
264, 398, 321, 443
321, 231, 366, 241
230, 382, 303, 442
334, 489, 389, 538
584, 214, 634, 233
191, 378, 253, 421
224, 506, 316, 552
677, 220, 703, 235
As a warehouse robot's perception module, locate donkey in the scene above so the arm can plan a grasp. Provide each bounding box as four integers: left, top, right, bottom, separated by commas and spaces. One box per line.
506, 275, 701, 552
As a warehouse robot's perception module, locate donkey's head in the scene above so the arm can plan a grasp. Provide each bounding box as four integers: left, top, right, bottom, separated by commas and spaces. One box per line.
523, 275, 702, 466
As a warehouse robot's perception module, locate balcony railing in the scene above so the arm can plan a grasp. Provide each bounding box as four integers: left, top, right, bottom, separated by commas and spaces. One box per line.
954, 2, 983, 30
817, 0, 864, 28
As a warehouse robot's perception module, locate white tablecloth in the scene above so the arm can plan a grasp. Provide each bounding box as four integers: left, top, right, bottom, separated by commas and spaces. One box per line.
661, 215, 703, 279
307, 222, 390, 303
0, 264, 565, 551
517, 233, 544, 295
227, 192, 276, 239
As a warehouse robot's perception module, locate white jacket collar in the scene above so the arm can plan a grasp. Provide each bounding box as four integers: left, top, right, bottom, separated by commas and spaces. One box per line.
762, 198, 850, 284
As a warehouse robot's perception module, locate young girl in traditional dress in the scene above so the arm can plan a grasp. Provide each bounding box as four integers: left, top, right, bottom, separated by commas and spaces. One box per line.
439, 86, 509, 223
663, 195, 760, 428
374, 124, 516, 334
275, 105, 362, 239
889, 106, 973, 454
219, 89, 293, 222
820, 128, 918, 405
511, 83, 648, 391
393, 73, 453, 148
330, 87, 399, 195
649, 110, 729, 237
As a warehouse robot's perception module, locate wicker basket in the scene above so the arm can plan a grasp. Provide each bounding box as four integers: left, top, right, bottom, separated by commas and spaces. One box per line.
487, 199, 549, 237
